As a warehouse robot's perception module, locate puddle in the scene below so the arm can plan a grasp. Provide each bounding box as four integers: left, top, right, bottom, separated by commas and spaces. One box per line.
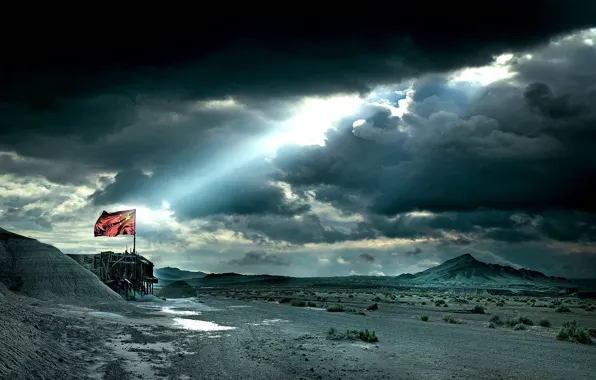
135, 298, 220, 313
351, 343, 377, 349
172, 318, 236, 331
161, 307, 201, 316
247, 318, 289, 326
87, 312, 125, 319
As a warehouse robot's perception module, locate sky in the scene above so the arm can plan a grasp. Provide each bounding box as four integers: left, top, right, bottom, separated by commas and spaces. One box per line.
2, 9, 596, 278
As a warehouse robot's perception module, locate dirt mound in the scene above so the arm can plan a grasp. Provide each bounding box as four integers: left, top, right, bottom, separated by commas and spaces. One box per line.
156, 280, 197, 298
0, 227, 123, 306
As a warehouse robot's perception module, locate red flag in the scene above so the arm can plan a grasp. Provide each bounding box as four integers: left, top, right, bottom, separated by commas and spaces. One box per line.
94, 209, 136, 237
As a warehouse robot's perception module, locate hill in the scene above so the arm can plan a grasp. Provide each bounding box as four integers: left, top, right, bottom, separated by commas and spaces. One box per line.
154, 266, 207, 281
155, 280, 197, 298
0, 227, 123, 305
401, 253, 573, 288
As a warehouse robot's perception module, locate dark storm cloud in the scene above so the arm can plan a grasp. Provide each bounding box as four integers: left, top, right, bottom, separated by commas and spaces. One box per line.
276, 32, 596, 217
218, 213, 377, 246
227, 251, 290, 267
0, 152, 92, 186
90, 165, 311, 218
358, 253, 375, 263
2, 3, 595, 143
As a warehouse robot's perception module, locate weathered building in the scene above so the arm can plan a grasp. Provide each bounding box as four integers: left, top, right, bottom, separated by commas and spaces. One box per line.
67, 251, 158, 298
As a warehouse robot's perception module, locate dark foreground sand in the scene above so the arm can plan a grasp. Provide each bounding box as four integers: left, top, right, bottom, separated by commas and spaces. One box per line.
1, 288, 596, 380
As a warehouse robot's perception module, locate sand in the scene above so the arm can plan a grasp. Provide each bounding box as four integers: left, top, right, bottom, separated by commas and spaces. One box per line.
0, 227, 123, 306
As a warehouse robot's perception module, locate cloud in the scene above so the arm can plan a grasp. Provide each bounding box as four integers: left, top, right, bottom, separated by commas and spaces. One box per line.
358, 253, 376, 263
227, 251, 290, 267
405, 247, 423, 257
2, 25, 596, 279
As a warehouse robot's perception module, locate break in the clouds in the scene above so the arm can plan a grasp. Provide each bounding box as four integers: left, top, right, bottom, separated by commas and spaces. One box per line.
1, 17, 596, 278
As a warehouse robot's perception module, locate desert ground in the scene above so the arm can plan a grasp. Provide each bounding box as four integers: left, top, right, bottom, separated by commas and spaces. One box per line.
2, 286, 596, 380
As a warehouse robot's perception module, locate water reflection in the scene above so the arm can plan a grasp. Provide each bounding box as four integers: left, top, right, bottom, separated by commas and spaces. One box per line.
173, 318, 236, 331
161, 307, 201, 316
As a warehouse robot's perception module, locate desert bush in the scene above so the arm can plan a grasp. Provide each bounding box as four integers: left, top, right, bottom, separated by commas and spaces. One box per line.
291, 300, 307, 307
487, 322, 496, 328
267, 297, 275, 302
513, 323, 526, 331
471, 305, 485, 314
489, 315, 504, 326
372, 296, 381, 302
327, 304, 344, 312
307, 301, 318, 307
420, 315, 429, 321
587, 328, 596, 339
505, 316, 533, 327
279, 298, 291, 304
366, 303, 378, 311
327, 327, 378, 342
556, 306, 571, 313
556, 321, 591, 344
435, 299, 446, 306
539, 319, 551, 327
442, 314, 462, 324
496, 301, 505, 307
421, 302, 427, 305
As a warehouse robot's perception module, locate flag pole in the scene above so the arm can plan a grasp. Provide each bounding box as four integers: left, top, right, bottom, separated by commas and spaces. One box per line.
133, 208, 137, 255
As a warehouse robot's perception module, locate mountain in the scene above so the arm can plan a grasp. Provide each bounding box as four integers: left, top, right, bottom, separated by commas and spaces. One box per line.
401, 253, 572, 288
153, 267, 207, 281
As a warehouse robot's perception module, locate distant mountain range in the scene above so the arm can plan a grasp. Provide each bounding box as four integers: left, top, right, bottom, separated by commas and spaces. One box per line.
396, 253, 572, 288
153, 267, 208, 281
155, 254, 587, 291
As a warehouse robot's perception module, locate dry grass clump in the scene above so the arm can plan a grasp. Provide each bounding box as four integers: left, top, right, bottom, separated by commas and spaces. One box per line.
327, 327, 378, 343
556, 321, 592, 344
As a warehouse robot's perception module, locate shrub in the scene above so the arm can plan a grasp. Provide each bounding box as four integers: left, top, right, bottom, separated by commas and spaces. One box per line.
471, 306, 485, 314
539, 319, 551, 327
587, 328, 596, 339
556, 306, 571, 313
421, 302, 427, 305
505, 316, 533, 328
556, 321, 592, 344
513, 323, 526, 331
496, 301, 505, 307
327, 328, 378, 343
442, 314, 462, 324
327, 304, 344, 312
366, 303, 378, 311
489, 315, 504, 326
420, 315, 429, 321
279, 298, 291, 304
291, 300, 307, 307
487, 322, 496, 328
307, 301, 318, 307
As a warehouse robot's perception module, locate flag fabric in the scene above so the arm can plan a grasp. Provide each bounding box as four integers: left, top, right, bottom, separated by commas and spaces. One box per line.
94, 209, 136, 237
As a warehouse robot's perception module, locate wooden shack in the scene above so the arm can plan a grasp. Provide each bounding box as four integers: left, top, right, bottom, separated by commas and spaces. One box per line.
67, 251, 158, 298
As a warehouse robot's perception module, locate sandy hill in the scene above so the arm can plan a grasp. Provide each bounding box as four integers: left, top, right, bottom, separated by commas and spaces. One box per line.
0, 227, 123, 306
400, 253, 572, 288
155, 280, 197, 298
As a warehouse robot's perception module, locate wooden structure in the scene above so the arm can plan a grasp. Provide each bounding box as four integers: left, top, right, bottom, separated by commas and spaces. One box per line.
67, 251, 158, 298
